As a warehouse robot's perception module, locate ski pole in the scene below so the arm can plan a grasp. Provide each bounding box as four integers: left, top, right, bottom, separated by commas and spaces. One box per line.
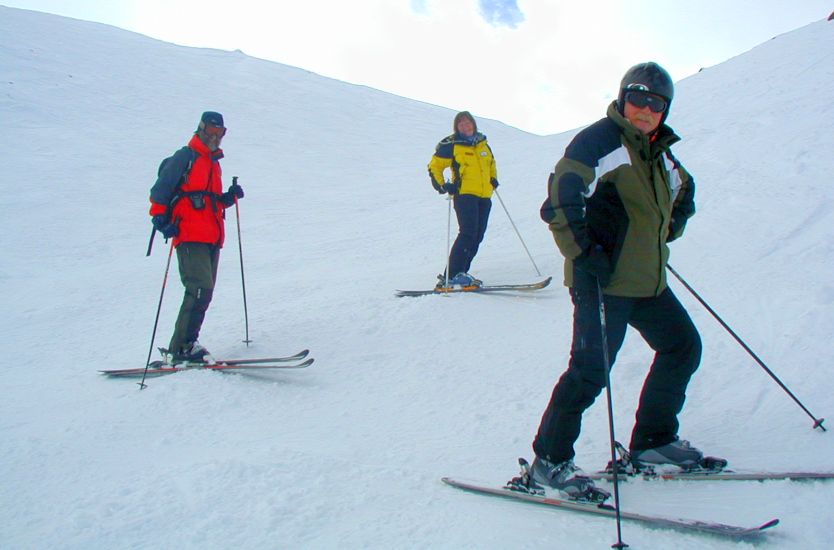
596, 280, 627, 549
667, 264, 825, 432
444, 192, 452, 287
139, 239, 176, 389
493, 189, 542, 277
146, 226, 155, 257
232, 176, 252, 346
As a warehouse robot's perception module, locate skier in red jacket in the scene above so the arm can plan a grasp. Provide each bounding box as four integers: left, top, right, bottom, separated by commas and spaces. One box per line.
149, 111, 244, 363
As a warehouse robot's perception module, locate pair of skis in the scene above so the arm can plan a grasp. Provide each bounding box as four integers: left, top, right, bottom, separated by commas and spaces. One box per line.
443, 457, 834, 539
395, 277, 552, 297
100, 349, 313, 378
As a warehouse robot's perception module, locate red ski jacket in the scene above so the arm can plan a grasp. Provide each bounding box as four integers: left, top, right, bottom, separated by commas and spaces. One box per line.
149, 135, 228, 248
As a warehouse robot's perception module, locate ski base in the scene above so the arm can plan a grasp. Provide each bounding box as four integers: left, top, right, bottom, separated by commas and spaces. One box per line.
396, 276, 552, 297
441, 477, 778, 539
100, 356, 314, 378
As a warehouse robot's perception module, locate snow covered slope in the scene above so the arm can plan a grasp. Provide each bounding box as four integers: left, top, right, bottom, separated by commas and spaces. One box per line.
2, 6, 833, 549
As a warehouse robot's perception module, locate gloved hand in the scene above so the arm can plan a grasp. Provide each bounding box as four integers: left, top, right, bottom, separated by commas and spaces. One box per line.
666, 216, 685, 242
220, 182, 244, 206
490, 178, 500, 189
574, 244, 612, 287
432, 181, 447, 195
228, 182, 244, 200
152, 214, 179, 239
442, 181, 460, 195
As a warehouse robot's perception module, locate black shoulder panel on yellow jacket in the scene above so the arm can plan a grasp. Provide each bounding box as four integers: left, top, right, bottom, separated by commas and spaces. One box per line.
434, 135, 456, 158
435, 132, 489, 157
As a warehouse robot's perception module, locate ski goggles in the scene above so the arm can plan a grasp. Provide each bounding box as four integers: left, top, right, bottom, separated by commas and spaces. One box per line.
199, 122, 227, 137
624, 91, 668, 113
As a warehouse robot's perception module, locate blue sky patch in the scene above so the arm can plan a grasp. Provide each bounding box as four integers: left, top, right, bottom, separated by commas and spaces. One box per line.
478, 0, 525, 28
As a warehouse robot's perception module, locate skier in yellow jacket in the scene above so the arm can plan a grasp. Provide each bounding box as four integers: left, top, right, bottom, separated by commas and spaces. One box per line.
428, 111, 498, 288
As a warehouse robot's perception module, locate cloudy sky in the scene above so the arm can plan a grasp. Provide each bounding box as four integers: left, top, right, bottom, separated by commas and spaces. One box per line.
5, 0, 831, 134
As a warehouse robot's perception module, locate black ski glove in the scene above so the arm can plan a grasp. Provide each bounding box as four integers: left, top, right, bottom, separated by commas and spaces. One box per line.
151, 214, 179, 239
220, 182, 244, 206
432, 181, 447, 194
574, 244, 612, 287
491, 178, 500, 189
443, 181, 460, 195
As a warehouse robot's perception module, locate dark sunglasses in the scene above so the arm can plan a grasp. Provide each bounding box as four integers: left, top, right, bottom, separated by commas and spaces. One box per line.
624, 91, 667, 113
200, 123, 227, 137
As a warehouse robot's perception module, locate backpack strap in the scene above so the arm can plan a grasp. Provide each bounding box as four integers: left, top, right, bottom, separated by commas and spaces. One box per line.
150, 146, 198, 212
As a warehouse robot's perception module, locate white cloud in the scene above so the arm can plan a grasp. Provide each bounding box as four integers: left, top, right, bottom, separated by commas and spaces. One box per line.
5, 0, 831, 134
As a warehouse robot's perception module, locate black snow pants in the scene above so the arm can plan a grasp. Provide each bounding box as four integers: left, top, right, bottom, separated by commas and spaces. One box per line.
533, 286, 702, 463
448, 193, 492, 276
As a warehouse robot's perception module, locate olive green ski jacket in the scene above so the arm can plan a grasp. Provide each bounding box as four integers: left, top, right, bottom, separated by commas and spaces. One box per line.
541, 102, 695, 297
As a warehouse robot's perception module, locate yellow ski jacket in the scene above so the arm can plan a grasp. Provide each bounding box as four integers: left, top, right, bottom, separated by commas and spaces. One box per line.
428, 133, 497, 198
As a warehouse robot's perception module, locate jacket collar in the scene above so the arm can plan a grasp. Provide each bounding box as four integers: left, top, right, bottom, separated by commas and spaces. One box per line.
453, 131, 486, 145
188, 134, 224, 160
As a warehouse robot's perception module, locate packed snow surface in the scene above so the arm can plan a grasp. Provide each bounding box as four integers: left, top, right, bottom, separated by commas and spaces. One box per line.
2, 7, 833, 549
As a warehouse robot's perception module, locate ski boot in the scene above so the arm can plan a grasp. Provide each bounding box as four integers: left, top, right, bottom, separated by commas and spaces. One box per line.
616, 439, 728, 475
161, 341, 214, 365
512, 457, 609, 503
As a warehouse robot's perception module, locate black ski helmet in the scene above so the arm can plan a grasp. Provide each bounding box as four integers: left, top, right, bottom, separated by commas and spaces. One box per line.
197, 111, 225, 132
617, 62, 674, 118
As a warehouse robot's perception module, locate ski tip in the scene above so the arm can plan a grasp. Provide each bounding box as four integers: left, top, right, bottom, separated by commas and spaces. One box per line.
440, 476, 476, 487
760, 518, 780, 531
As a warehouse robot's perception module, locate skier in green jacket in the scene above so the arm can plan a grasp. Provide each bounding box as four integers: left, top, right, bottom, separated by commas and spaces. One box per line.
531, 62, 704, 499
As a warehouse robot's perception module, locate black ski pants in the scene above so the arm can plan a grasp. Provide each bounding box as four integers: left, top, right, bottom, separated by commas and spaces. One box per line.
169, 242, 220, 354
533, 286, 702, 463
448, 194, 492, 276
